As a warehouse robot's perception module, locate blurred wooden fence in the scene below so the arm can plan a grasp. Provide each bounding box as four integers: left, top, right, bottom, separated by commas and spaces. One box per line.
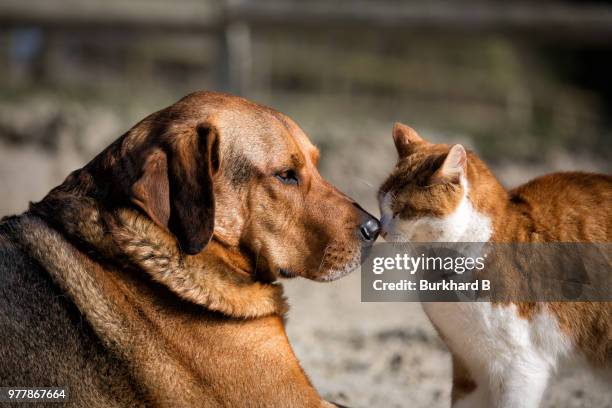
2, 0, 612, 94
3, 0, 612, 37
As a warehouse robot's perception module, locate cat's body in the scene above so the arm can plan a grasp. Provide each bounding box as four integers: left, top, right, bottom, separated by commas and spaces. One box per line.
378, 123, 612, 408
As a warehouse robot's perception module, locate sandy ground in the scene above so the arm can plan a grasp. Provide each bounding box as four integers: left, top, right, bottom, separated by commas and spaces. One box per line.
0, 95, 610, 407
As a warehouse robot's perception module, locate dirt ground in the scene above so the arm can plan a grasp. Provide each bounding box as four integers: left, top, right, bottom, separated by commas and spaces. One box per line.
0, 95, 610, 408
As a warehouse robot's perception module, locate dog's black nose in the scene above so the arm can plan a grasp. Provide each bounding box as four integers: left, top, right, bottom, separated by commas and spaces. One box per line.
359, 217, 381, 243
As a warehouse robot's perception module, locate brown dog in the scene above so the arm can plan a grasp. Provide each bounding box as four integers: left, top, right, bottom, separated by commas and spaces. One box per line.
0, 92, 379, 407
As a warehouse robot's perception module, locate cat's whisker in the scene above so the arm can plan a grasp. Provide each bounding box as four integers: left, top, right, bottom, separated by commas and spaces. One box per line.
353, 177, 374, 188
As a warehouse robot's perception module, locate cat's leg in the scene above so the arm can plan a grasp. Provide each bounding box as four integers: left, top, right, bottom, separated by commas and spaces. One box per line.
489, 305, 573, 408
488, 356, 551, 408
451, 353, 489, 408
424, 303, 493, 407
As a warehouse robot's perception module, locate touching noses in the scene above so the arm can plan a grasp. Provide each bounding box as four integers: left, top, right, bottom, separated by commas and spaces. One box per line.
360, 218, 381, 242
354, 203, 381, 243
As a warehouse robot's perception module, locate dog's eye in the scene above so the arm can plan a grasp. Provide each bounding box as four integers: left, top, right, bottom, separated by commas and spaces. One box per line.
275, 169, 299, 185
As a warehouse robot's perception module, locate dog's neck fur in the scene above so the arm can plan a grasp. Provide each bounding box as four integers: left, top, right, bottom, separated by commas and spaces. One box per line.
14, 214, 325, 407
28, 185, 287, 319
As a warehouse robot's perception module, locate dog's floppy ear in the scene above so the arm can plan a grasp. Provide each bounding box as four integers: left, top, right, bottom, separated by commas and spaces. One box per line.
131, 124, 220, 255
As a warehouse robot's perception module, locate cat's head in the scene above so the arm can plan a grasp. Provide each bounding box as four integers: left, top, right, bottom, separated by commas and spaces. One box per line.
378, 123, 493, 243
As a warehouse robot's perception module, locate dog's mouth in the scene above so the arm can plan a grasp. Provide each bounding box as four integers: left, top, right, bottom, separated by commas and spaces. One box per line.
314, 257, 361, 282
276, 241, 369, 282
314, 245, 365, 282
277, 256, 360, 282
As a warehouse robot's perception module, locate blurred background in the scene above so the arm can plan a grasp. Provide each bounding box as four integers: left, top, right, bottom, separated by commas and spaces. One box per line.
1, 0, 611, 407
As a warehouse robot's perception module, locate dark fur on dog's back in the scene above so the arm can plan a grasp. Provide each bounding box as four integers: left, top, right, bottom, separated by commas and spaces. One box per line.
0, 216, 145, 407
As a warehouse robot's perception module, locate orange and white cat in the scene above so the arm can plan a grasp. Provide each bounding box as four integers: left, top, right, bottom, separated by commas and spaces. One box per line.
378, 123, 611, 408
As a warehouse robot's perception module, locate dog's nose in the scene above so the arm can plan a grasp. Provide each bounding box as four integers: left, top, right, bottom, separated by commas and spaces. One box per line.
359, 217, 381, 243
353, 203, 381, 243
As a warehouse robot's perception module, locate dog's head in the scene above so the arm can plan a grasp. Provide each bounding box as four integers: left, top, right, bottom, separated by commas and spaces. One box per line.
83, 92, 379, 282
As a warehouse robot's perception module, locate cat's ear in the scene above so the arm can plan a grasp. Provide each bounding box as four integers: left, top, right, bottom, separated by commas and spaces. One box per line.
432, 144, 467, 184
393, 122, 425, 157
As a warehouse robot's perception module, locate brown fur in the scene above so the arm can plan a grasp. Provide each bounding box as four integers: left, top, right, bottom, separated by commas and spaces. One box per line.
14, 215, 320, 407
478, 172, 611, 368
4, 91, 376, 407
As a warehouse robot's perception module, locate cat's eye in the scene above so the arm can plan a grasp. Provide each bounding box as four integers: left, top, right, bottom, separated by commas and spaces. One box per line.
275, 169, 299, 185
